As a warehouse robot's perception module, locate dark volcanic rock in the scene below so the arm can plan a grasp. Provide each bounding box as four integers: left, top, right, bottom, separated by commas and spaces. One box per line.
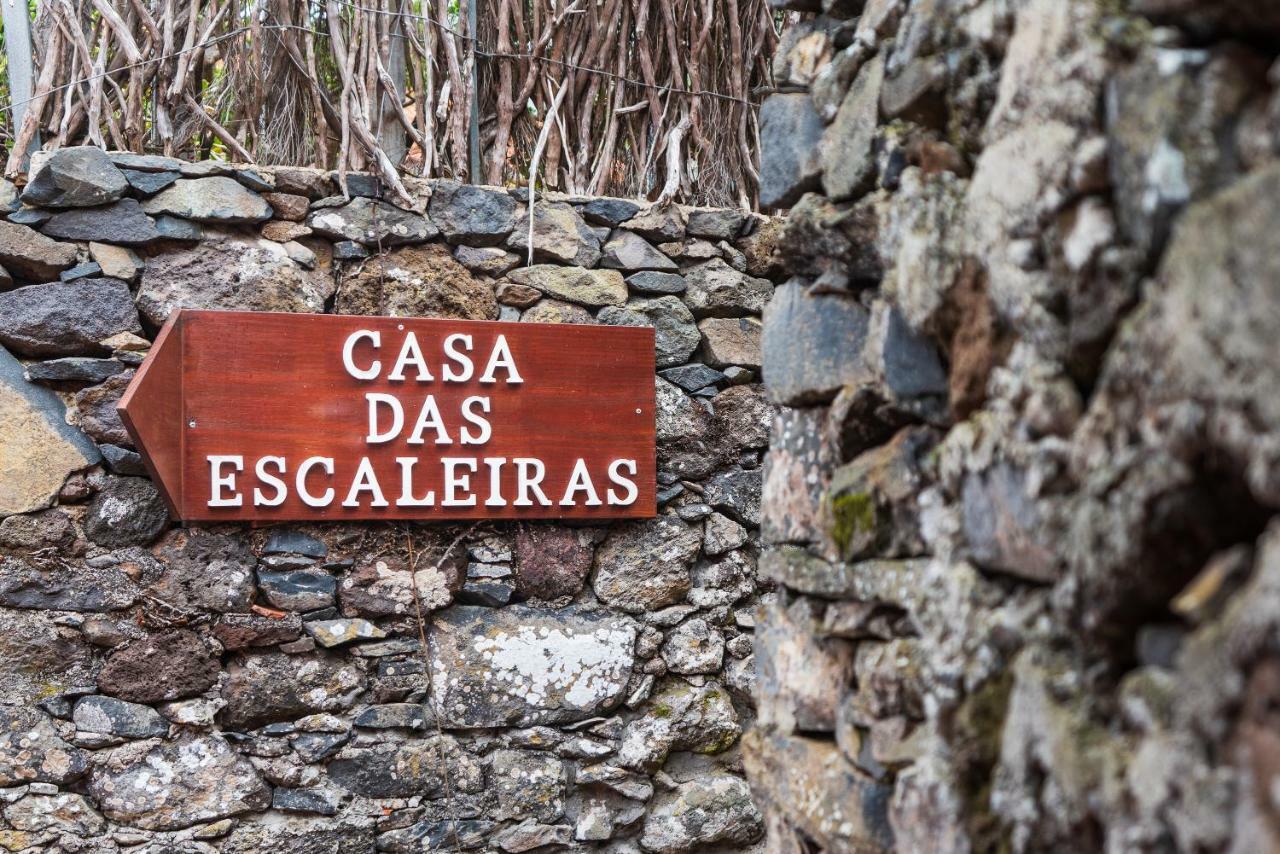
763, 281, 870, 405
71, 370, 134, 446
220, 652, 366, 729
89, 735, 270, 831
581, 197, 642, 227
41, 198, 161, 245
24, 356, 126, 385
121, 168, 180, 195
97, 629, 221, 703
148, 528, 257, 613
759, 94, 825, 208
84, 476, 169, 548
141, 177, 273, 223
0, 706, 88, 786
258, 569, 337, 612
327, 737, 483, 798
22, 146, 127, 208
428, 181, 518, 245
334, 243, 497, 320
0, 557, 138, 612
0, 277, 140, 357
73, 695, 168, 738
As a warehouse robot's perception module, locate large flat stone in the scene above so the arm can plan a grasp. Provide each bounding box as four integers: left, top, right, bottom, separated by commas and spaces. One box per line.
0, 346, 99, 516
40, 199, 160, 245
141, 177, 272, 223
307, 196, 437, 245
0, 221, 78, 281
505, 265, 626, 308
137, 233, 333, 326
22, 146, 127, 208
0, 278, 141, 357
427, 605, 636, 727
759, 94, 825, 209
763, 281, 870, 405
88, 735, 269, 831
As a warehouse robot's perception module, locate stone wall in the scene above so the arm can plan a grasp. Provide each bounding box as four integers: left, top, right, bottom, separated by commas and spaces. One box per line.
0, 147, 784, 851
749, 0, 1280, 851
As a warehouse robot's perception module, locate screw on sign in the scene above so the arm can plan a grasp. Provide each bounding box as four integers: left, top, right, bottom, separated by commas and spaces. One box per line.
118, 310, 657, 521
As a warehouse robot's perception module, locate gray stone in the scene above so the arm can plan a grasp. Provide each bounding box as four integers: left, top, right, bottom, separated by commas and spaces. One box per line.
0, 706, 88, 786
220, 652, 366, 730
22, 146, 127, 208
621, 206, 687, 242
505, 265, 626, 307
0, 509, 74, 550
264, 529, 327, 558
700, 316, 763, 369
763, 280, 870, 405
687, 208, 749, 240
641, 775, 764, 853
704, 467, 762, 526
148, 528, 257, 613
141, 176, 272, 223
0, 556, 138, 612
507, 202, 602, 267
353, 703, 430, 729
380, 818, 494, 852
58, 261, 102, 281
581, 198, 641, 227
429, 181, 518, 245
272, 786, 342, 816
89, 735, 270, 830
522, 298, 597, 324
41, 198, 160, 245
107, 152, 184, 172
0, 346, 100, 517
339, 555, 461, 617
455, 244, 521, 275
306, 197, 437, 245
73, 695, 167, 738
4, 792, 106, 836
0, 221, 79, 282
69, 370, 132, 445
494, 820, 573, 852
427, 605, 636, 727
327, 737, 483, 798
152, 213, 204, 240
659, 363, 724, 391
259, 569, 337, 611
762, 408, 836, 545
594, 516, 702, 612
742, 730, 894, 851
5, 208, 49, 225
682, 258, 773, 317
626, 270, 687, 295
704, 511, 748, 556
756, 597, 853, 731
961, 464, 1059, 583
759, 94, 825, 208
600, 230, 678, 271
617, 678, 740, 770
137, 233, 333, 326
84, 477, 168, 548
235, 168, 275, 192
823, 53, 885, 200
121, 168, 180, 195
598, 296, 700, 368
333, 240, 368, 260
493, 749, 566, 822
869, 303, 947, 401
24, 356, 125, 386
662, 618, 725, 675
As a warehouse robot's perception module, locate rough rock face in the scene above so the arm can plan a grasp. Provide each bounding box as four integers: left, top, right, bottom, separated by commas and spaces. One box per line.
334, 243, 497, 320
0, 159, 774, 851
749, 0, 1280, 851
88, 735, 270, 830
137, 233, 334, 325
428, 606, 636, 726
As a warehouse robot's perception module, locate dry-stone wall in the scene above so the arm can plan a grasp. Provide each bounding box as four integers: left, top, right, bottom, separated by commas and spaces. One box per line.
0, 146, 784, 852
750, 0, 1280, 851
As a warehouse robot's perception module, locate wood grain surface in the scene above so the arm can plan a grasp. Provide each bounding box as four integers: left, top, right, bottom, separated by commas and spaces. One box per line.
119, 309, 657, 522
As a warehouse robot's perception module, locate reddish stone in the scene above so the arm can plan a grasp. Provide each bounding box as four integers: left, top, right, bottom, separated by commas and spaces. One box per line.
514, 526, 595, 600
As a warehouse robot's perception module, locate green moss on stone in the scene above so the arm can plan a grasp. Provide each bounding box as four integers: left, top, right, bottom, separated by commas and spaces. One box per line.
829, 491, 877, 557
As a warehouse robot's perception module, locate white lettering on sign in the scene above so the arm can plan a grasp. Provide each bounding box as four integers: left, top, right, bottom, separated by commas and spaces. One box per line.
205, 327, 638, 511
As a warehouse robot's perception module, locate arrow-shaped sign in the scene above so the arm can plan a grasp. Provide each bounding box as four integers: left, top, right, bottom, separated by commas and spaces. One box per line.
118, 310, 656, 522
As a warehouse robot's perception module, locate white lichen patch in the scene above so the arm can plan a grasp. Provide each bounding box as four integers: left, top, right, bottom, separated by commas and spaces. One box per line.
471, 624, 635, 710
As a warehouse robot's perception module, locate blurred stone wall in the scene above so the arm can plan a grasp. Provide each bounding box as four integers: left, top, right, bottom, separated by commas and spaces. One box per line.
749, 0, 1280, 851
0, 148, 785, 852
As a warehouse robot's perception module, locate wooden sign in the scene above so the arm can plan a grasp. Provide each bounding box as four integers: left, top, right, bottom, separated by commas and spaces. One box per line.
118, 310, 656, 522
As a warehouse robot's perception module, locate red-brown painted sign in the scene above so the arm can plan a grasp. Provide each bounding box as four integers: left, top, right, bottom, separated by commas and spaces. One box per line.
118, 310, 657, 522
